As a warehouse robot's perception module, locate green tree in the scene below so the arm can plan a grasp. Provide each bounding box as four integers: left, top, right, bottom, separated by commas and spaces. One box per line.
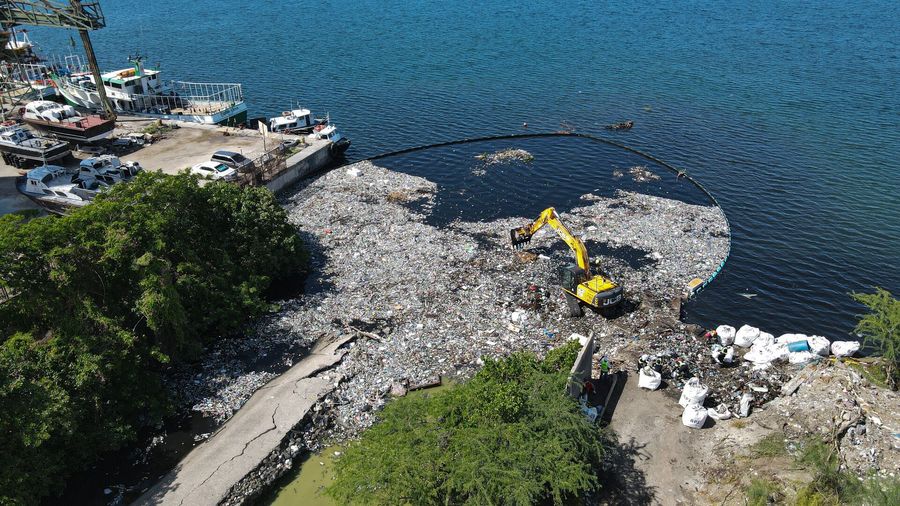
851, 288, 899, 388
0, 172, 307, 504
327, 343, 603, 506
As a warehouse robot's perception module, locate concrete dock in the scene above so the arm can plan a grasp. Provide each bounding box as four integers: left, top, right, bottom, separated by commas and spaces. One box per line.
0, 119, 336, 217
136, 335, 353, 506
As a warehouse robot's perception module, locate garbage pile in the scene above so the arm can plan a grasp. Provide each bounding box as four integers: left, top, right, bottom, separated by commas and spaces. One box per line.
158, 160, 729, 444
635, 323, 864, 429
474, 148, 535, 165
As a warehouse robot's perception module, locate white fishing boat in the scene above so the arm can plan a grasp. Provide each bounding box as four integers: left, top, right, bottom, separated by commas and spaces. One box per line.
51, 56, 247, 126
0, 122, 71, 167
268, 108, 327, 134
22, 100, 115, 143
306, 124, 350, 156
16, 165, 106, 213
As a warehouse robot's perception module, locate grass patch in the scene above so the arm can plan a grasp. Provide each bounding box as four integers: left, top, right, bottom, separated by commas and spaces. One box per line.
141, 122, 174, 136
849, 361, 891, 389
746, 479, 780, 506
752, 433, 788, 458
731, 419, 748, 429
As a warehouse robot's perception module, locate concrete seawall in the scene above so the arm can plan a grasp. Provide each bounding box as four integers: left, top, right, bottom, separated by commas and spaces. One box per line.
265, 140, 333, 194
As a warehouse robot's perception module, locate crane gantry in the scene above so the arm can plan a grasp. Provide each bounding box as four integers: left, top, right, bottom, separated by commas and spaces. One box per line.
1, 1, 114, 119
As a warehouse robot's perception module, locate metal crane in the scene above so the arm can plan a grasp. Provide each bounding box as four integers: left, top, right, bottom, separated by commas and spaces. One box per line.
1, 1, 114, 119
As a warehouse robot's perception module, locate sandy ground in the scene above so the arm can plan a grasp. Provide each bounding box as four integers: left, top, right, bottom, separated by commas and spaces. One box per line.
603, 372, 710, 505
112, 120, 272, 175
0, 163, 42, 216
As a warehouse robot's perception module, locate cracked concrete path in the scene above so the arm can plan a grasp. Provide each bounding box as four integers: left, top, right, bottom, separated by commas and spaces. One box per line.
136, 335, 354, 506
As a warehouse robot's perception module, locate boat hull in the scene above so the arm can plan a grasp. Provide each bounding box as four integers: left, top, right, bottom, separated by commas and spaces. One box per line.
329, 138, 351, 156
23, 118, 115, 144
15, 176, 88, 215
53, 78, 248, 126
0, 141, 71, 162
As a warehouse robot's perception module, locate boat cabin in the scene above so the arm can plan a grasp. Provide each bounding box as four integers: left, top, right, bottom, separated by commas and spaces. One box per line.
269, 108, 316, 133
79, 155, 142, 182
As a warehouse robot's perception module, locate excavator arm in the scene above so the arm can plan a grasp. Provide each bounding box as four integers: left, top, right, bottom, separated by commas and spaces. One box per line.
509, 207, 591, 276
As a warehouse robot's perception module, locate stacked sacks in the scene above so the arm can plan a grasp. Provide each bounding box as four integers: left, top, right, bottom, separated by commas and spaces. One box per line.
680, 377, 709, 429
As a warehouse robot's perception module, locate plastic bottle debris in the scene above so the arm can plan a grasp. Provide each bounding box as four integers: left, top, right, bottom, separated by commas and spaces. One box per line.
716, 325, 736, 346
831, 341, 861, 357
734, 325, 760, 348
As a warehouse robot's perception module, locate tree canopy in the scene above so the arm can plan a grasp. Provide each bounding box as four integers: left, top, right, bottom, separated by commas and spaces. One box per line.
0, 172, 306, 504
327, 342, 605, 506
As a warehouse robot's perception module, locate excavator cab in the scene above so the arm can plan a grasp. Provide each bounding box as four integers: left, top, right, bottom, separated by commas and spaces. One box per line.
559, 264, 585, 292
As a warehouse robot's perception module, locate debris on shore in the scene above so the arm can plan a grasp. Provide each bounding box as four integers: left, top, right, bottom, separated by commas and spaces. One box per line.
474, 148, 534, 165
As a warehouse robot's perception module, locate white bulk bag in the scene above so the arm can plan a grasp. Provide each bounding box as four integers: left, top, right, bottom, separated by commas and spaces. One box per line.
807, 336, 831, 356
678, 377, 709, 408
682, 404, 708, 429
707, 403, 733, 421
716, 325, 736, 346
755, 332, 775, 347
788, 350, 818, 365
735, 325, 760, 348
776, 333, 808, 345
831, 341, 860, 357
638, 367, 662, 390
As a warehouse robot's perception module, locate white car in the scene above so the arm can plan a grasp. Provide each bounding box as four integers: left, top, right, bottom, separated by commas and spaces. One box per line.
191, 161, 237, 182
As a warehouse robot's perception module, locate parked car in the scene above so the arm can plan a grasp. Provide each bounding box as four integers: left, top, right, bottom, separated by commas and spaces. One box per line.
191, 161, 237, 181
210, 150, 253, 173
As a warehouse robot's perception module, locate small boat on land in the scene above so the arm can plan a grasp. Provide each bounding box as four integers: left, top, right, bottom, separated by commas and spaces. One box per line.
17, 165, 105, 213
16, 157, 141, 213
22, 100, 116, 144
268, 108, 327, 134
51, 56, 247, 126
306, 124, 350, 156
0, 123, 71, 168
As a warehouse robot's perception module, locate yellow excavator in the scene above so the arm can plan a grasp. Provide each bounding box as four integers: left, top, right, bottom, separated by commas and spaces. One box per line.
510, 207, 623, 317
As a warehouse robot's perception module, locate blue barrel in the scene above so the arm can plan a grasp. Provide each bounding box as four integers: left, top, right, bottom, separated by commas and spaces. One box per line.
787, 340, 810, 352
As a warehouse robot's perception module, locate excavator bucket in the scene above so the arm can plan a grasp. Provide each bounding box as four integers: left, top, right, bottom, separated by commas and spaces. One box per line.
509, 228, 532, 249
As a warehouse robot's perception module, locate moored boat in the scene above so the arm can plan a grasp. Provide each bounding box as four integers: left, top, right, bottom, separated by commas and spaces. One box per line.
306, 124, 350, 156
22, 100, 115, 143
51, 56, 247, 126
0, 122, 71, 168
268, 108, 327, 134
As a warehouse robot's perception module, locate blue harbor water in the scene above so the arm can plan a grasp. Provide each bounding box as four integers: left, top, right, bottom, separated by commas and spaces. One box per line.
30, 0, 898, 338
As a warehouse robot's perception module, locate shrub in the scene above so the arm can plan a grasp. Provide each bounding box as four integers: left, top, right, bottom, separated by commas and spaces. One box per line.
851, 288, 899, 388
0, 172, 306, 504
327, 349, 604, 505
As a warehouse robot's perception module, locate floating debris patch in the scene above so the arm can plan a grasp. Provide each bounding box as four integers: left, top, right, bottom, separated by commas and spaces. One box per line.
474, 147, 535, 165
628, 165, 661, 183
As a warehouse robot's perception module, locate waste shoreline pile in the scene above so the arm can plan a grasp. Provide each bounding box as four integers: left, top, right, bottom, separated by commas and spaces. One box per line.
121, 159, 730, 502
